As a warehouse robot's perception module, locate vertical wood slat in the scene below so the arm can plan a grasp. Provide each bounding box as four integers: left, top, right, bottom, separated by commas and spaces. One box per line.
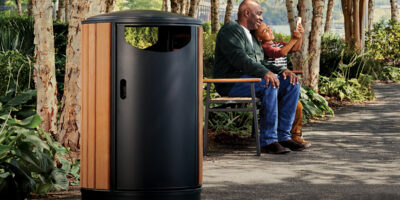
197, 27, 203, 185
80, 24, 89, 188
81, 23, 111, 190
87, 23, 96, 189
95, 23, 111, 190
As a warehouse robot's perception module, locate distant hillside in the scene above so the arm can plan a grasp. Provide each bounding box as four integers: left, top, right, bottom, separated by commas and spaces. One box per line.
261, 0, 400, 26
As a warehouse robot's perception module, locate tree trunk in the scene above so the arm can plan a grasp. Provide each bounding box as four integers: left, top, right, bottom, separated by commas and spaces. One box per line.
65, 0, 71, 22
185, 0, 190, 15
28, 0, 33, 16
390, 0, 398, 21
305, 0, 325, 92
57, 0, 113, 151
224, 0, 233, 24
324, 0, 334, 32
171, 0, 179, 13
32, 0, 58, 136
162, 0, 168, 11
211, 0, 220, 33
285, 0, 296, 33
89, 0, 115, 14
178, 0, 185, 14
188, 0, 199, 17
292, 0, 311, 73
353, 0, 361, 51
57, 0, 66, 22
105, 0, 115, 13
15, 0, 23, 15
341, 0, 352, 44
368, 0, 374, 32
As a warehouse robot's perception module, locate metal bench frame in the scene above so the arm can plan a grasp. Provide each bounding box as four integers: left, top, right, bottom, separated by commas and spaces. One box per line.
203, 78, 262, 156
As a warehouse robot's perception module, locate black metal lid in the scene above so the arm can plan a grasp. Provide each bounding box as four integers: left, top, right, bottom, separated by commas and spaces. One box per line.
83, 10, 202, 25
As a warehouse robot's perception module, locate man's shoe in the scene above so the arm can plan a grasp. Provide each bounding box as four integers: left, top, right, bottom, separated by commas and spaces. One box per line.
292, 136, 311, 148
261, 142, 291, 154
279, 140, 306, 151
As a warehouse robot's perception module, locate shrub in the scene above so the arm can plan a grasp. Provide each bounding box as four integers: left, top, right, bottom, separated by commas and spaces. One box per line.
0, 50, 34, 95
0, 89, 68, 199
366, 20, 400, 67
300, 86, 334, 122
0, 13, 34, 55
203, 32, 217, 77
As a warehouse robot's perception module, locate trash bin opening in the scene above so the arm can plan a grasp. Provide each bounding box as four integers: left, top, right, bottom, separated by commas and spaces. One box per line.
124, 26, 191, 52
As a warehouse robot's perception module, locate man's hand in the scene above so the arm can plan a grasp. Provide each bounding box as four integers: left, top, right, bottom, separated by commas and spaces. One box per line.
264, 71, 280, 88
281, 69, 299, 85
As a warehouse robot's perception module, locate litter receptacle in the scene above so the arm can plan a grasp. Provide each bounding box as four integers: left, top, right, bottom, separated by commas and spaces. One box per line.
80, 10, 203, 200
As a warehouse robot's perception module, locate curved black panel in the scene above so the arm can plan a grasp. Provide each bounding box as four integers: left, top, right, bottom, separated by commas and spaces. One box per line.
115, 24, 199, 190
83, 10, 201, 25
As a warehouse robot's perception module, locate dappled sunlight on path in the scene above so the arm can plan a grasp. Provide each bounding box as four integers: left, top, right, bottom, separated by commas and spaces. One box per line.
202, 83, 400, 200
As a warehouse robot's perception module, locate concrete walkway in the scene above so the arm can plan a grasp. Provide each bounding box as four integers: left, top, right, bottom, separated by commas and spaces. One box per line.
202, 83, 400, 200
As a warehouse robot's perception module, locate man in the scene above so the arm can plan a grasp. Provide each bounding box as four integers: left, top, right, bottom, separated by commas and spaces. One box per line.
213, 0, 304, 154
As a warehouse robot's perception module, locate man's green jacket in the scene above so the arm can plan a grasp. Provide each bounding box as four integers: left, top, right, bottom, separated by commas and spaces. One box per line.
213, 21, 287, 96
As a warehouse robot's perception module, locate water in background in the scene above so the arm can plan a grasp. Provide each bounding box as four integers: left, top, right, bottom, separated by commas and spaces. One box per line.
271, 24, 345, 37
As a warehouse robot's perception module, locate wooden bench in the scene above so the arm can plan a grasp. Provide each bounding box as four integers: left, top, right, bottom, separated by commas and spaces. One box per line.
203, 71, 303, 156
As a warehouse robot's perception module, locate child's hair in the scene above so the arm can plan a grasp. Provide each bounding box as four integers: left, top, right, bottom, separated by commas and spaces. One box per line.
255, 22, 267, 42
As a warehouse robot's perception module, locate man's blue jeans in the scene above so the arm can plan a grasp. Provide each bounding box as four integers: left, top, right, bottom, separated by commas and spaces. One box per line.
229, 74, 300, 147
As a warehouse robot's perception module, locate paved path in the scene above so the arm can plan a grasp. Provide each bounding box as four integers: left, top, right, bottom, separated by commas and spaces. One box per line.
202, 83, 400, 200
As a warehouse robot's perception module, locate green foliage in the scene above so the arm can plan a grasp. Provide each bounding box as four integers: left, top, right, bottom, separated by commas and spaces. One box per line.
0, 50, 34, 95
378, 66, 400, 82
319, 33, 349, 77
202, 22, 212, 34
0, 89, 68, 199
53, 22, 69, 99
300, 86, 334, 122
116, 0, 162, 11
124, 27, 159, 49
366, 20, 400, 67
0, 13, 34, 55
203, 32, 217, 77
204, 84, 253, 135
273, 31, 290, 43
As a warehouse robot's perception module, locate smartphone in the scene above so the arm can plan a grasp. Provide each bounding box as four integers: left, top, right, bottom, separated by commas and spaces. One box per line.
297, 17, 302, 25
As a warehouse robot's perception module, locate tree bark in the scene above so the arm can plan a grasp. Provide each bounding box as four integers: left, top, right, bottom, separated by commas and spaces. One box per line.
341, 0, 352, 44
285, 0, 296, 33
353, 0, 361, 51
57, 0, 66, 22
211, 0, 220, 33
171, 0, 179, 13
57, 0, 113, 151
390, 0, 398, 21
368, 0, 374, 32
185, 0, 190, 15
32, 0, 58, 136
162, 0, 168, 11
188, 0, 199, 17
28, 0, 33, 16
292, 0, 311, 73
324, 0, 334, 32
305, 0, 325, 92
224, 0, 233, 24
15, 0, 23, 15
178, 0, 185, 14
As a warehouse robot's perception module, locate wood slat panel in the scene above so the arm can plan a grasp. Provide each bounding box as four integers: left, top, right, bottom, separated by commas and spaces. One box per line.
198, 27, 203, 185
87, 23, 96, 188
203, 78, 261, 83
80, 24, 89, 188
95, 23, 111, 190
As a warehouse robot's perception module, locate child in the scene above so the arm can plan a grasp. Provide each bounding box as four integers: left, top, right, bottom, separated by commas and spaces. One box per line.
256, 22, 311, 148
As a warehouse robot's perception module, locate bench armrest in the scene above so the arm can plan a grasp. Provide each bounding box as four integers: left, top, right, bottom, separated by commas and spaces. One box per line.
203, 78, 262, 83
292, 70, 303, 74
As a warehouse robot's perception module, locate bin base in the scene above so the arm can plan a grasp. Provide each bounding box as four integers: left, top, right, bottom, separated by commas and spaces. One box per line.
81, 187, 201, 200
